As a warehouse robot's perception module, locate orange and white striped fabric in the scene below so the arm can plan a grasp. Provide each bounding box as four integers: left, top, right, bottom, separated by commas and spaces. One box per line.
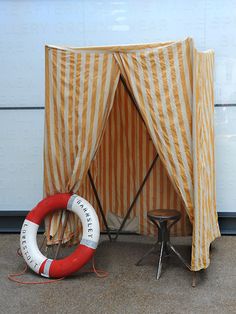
44, 38, 220, 271
78, 80, 191, 238
191, 49, 220, 270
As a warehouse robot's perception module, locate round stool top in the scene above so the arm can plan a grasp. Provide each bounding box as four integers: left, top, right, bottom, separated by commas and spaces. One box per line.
147, 209, 181, 220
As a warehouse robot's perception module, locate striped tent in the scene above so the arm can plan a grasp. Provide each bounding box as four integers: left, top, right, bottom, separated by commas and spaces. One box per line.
44, 37, 220, 271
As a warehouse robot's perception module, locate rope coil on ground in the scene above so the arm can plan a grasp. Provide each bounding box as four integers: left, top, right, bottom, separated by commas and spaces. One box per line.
8, 247, 108, 285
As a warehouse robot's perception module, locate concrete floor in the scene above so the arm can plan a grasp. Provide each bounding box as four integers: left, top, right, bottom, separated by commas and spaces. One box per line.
0, 234, 235, 314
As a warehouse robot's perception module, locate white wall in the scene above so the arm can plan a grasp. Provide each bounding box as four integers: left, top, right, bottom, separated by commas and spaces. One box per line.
0, 0, 236, 211
215, 107, 236, 212
0, 110, 44, 210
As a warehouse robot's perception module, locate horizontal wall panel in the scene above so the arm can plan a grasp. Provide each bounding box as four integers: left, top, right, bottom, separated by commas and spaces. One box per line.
0, 0, 236, 107
0, 110, 44, 211
0, 107, 236, 215
215, 107, 236, 212
0, 107, 236, 214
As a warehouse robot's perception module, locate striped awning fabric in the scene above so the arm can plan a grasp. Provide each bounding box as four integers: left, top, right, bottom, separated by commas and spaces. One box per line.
44, 37, 220, 271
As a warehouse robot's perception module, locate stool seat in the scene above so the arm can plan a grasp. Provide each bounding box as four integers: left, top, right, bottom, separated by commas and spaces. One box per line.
148, 209, 181, 221
136, 208, 190, 280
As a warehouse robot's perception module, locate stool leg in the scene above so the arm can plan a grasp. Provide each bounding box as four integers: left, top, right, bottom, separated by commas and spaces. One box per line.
167, 242, 191, 270
162, 221, 171, 256
156, 240, 164, 280
136, 246, 156, 266
192, 271, 197, 287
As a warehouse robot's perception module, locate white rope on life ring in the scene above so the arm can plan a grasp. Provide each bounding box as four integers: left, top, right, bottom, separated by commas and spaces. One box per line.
20, 193, 100, 278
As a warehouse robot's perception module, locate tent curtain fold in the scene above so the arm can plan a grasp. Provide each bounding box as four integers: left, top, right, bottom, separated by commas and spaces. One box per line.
117, 39, 194, 221
43, 37, 220, 271
44, 49, 120, 240
191, 48, 220, 270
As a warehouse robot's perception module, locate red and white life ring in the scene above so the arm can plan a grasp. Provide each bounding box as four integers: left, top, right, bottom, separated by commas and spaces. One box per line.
20, 193, 100, 278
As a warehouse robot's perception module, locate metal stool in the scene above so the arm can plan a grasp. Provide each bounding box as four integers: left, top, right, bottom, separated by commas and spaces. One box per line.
136, 209, 191, 279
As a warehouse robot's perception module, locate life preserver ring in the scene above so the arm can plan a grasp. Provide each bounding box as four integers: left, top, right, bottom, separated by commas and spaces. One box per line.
20, 193, 100, 278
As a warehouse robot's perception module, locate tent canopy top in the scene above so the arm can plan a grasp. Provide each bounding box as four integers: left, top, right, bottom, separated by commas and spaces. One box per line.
45, 37, 201, 53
